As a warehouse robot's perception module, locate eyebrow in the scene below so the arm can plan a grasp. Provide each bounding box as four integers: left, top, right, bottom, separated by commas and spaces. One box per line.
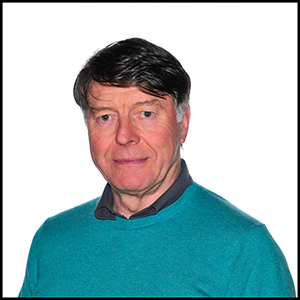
131, 98, 164, 109
89, 98, 164, 114
89, 106, 116, 114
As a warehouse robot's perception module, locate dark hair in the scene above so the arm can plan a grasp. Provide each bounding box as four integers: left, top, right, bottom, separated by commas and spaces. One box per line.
73, 37, 191, 122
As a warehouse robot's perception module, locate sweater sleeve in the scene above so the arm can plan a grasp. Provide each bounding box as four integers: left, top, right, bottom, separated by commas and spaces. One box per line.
225, 225, 295, 297
18, 224, 43, 297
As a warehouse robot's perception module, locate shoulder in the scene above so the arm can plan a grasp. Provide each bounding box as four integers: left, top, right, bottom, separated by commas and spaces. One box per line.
46, 197, 99, 225
36, 197, 100, 241
184, 182, 263, 236
182, 183, 295, 290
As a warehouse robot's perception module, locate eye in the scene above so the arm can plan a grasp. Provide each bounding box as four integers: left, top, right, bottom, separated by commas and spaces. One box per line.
99, 114, 111, 122
141, 111, 154, 118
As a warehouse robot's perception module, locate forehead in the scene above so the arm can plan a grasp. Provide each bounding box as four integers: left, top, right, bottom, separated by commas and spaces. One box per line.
87, 82, 172, 108
89, 82, 138, 98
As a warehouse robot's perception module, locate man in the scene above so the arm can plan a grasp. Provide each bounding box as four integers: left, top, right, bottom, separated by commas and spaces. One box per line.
19, 38, 295, 297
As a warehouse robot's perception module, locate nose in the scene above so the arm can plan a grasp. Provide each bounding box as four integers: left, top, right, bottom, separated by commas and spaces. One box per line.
115, 117, 140, 146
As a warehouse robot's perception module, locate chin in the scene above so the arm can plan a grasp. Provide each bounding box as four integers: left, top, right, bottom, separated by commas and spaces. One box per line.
111, 177, 155, 195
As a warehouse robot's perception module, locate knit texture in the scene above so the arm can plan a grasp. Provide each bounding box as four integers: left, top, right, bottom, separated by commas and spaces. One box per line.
19, 182, 295, 297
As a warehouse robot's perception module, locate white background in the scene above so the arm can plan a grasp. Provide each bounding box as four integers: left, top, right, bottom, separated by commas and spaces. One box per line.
3, 3, 297, 297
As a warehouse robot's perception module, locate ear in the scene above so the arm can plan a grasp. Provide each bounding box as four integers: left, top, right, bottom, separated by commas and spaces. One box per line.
180, 105, 190, 144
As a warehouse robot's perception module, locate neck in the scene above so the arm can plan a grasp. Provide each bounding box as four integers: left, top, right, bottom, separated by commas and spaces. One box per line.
111, 158, 182, 219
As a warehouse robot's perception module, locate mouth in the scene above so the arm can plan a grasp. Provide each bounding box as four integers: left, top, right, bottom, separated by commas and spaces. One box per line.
113, 158, 149, 165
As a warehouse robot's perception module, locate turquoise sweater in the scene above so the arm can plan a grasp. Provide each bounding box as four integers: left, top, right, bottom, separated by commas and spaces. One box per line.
19, 182, 295, 297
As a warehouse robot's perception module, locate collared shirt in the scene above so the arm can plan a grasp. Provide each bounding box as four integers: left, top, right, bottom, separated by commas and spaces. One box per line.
94, 159, 193, 220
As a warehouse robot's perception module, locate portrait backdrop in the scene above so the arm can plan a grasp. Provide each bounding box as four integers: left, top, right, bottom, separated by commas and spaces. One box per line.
3, 3, 297, 296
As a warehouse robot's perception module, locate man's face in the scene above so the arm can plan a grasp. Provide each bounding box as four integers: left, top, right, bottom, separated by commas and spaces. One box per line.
87, 83, 190, 195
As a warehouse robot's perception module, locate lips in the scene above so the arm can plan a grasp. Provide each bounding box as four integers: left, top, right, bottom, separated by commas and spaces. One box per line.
113, 158, 149, 165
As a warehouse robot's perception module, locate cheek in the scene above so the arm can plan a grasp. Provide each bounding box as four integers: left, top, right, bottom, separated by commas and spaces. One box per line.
147, 122, 180, 151
88, 126, 111, 159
